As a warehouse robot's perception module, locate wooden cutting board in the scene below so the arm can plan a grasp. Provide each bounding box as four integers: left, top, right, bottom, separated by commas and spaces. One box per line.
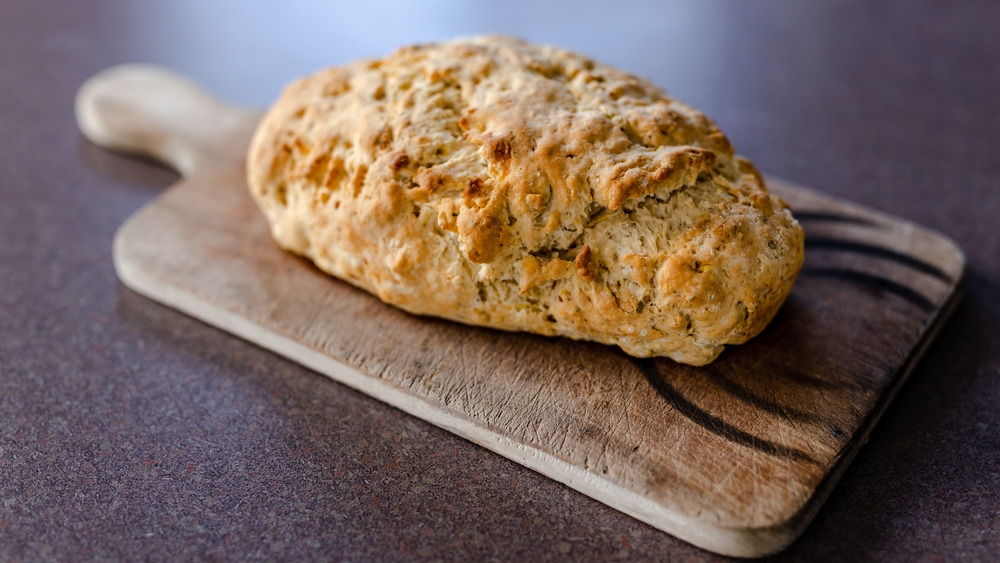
76, 64, 965, 558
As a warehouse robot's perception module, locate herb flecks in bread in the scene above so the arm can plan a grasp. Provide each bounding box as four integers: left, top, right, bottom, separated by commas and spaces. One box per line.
248, 36, 804, 365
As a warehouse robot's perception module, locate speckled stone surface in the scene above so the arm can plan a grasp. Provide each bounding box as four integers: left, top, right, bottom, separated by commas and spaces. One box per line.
2, 1, 998, 560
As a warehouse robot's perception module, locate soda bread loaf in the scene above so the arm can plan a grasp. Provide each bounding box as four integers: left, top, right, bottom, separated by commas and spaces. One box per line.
247, 36, 804, 365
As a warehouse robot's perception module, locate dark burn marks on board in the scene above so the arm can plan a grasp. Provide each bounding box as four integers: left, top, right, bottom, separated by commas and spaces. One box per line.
799, 268, 935, 312
804, 237, 953, 282
700, 365, 823, 424
635, 359, 820, 465
793, 209, 947, 312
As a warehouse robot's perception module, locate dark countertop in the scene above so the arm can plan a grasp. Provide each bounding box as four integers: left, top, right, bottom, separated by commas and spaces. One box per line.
2, 1, 997, 560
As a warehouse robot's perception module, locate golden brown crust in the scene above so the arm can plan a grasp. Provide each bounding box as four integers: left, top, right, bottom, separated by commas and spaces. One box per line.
247, 35, 804, 365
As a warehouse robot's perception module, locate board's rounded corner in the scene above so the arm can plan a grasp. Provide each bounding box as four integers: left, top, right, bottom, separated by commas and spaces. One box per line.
686, 519, 807, 559
936, 231, 968, 284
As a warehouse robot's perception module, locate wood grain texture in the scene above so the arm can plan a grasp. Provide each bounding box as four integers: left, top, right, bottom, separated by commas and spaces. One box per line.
77, 64, 965, 558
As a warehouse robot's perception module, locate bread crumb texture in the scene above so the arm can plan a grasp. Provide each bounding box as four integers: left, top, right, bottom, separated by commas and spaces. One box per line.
247, 35, 804, 365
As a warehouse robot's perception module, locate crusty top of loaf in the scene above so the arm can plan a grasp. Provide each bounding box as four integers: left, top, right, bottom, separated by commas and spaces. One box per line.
248, 35, 804, 365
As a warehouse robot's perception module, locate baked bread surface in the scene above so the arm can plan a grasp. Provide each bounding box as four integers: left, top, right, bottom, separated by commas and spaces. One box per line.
247, 35, 804, 365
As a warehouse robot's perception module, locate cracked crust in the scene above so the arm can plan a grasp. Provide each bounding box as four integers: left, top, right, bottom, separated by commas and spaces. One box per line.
247, 35, 804, 365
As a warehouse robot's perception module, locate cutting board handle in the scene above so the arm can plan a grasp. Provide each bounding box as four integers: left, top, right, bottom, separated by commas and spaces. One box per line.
75, 64, 259, 177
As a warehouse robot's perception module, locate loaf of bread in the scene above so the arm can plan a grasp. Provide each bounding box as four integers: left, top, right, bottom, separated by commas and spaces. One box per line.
247, 36, 804, 365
